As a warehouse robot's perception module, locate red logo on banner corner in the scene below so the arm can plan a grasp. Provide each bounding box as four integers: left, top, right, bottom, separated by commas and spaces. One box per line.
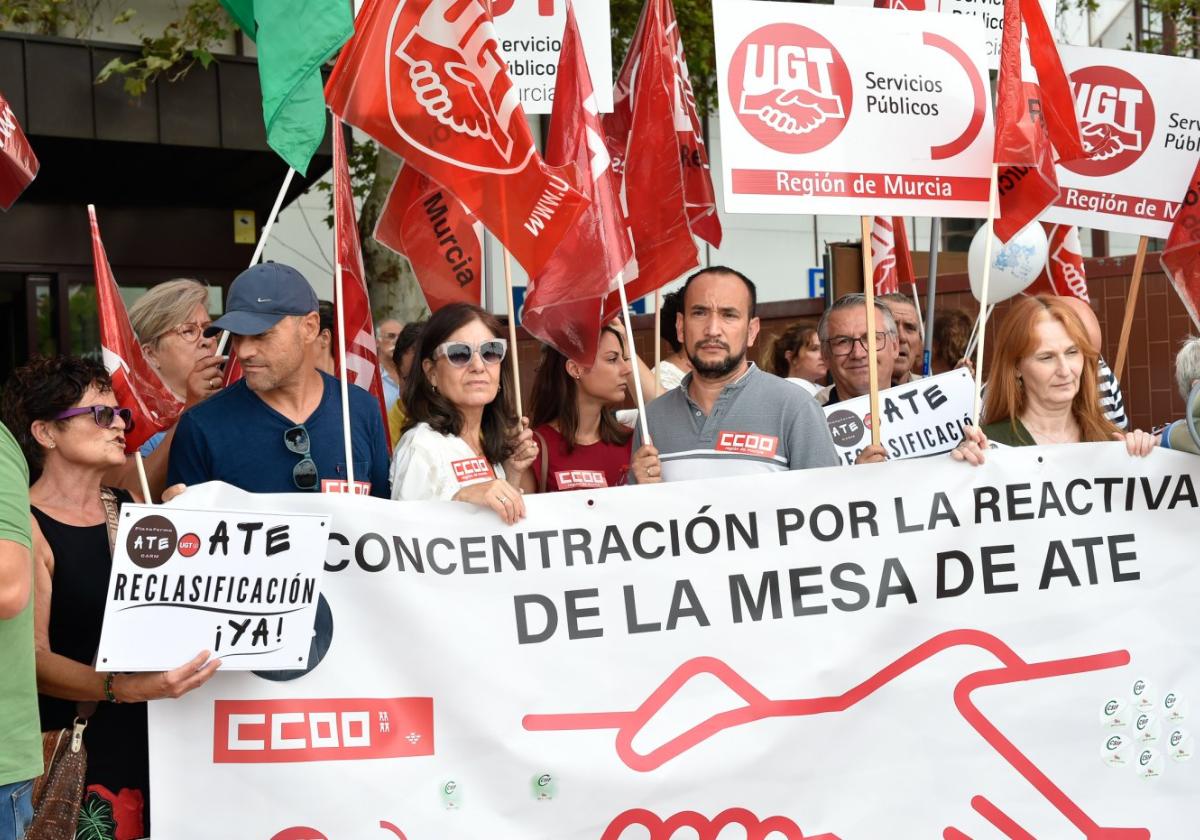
1062, 66, 1154, 177
213, 697, 433, 764
728, 24, 853, 154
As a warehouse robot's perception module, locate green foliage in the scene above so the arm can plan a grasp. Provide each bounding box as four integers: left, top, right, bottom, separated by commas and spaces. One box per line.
94, 0, 234, 97
609, 0, 719, 115
316, 135, 380, 227
0, 0, 104, 36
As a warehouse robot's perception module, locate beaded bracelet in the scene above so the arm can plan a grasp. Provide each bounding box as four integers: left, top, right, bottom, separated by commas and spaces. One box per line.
104, 672, 120, 703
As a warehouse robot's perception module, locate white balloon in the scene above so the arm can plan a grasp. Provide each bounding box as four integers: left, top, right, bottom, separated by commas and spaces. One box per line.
967, 223, 1049, 305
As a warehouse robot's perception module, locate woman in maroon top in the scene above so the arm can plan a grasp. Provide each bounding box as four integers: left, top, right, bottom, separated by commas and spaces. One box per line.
528, 325, 660, 492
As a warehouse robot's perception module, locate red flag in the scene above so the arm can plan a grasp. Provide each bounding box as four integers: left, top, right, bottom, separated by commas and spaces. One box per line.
222, 353, 243, 387
333, 123, 392, 447
993, 0, 1084, 242
89, 206, 183, 452
375, 163, 483, 313
606, 0, 699, 311
1161, 160, 1200, 329
522, 4, 635, 365
893, 216, 917, 288
1028, 223, 1089, 300
0, 91, 39, 210
325, 0, 588, 278
869, 217, 900, 296
605, 0, 721, 248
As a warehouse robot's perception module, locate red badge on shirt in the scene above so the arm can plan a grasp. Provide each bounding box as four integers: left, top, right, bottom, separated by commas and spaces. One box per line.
554, 469, 608, 490
451, 457, 494, 483
715, 431, 779, 458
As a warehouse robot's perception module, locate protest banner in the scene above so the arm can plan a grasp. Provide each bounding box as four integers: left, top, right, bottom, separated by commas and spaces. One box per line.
834, 0, 1056, 71
150, 446, 1199, 838
713, 0, 995, 218
1041, 45, 1200, 239
97, 504, 330, 671
823, 368, 974, 465
493, 0, 613, 114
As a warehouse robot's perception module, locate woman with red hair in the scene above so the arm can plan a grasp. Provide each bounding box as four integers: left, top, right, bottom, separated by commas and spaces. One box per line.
953, 295, 1155, 463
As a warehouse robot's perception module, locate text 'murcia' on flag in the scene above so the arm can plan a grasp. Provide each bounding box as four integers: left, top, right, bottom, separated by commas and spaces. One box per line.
219, 0, 352, 174
993, 0, 1085, 242
374, 163, 483, 314
522, 3, 635, 366
0, 90, 39, 210
333, 123, 392, 447
89, 206, 183, 452
1162, 161, 1200, 329
325, 0, 589, 279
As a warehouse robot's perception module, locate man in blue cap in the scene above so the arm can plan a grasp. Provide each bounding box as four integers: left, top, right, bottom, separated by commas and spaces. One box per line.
168, 263, 390, 497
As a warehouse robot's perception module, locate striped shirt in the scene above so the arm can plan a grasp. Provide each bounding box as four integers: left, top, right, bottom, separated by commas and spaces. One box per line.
630, 363, 839, 482
1098, 356, 1128, 430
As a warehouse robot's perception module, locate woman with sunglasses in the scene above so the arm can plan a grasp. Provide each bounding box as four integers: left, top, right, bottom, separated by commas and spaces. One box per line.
390, 304, 538, 524
1, 356, 220, 839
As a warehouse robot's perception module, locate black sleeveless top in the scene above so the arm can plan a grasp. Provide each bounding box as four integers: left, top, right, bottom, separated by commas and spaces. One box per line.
33, 488, 150, 837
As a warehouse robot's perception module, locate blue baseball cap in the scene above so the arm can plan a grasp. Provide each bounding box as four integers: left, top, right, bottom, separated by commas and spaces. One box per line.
205, 262, 320, 337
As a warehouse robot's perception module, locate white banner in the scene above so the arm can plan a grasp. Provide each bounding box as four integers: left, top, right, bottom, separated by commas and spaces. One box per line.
493, 0, 613, 114
823, 368, 974, 465
96, 505, 329, 671
832, 0, 1056, 71
1041, 45, 1200, 238
150, 447, 1200, 839
714, 0, 994, 218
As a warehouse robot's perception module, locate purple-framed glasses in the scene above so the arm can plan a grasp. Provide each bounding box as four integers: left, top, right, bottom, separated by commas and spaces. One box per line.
52, 405, 135, 431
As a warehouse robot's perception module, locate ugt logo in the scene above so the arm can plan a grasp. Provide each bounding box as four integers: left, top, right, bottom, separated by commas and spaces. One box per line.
1062, 65, 1154, 177
727, 23, 853, 154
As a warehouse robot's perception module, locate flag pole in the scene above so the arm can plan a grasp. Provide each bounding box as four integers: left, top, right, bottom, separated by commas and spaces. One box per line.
972, 166, 1000, 425
217, 167, 297, 357
859, 216, 882, 449
1113, 235, 1150, 380
653, 290, 663, 393
502, 250, 524, 419
134, 451, 153, 504
911, 280, 924, 338
618, 278, 651, 443
334, 261, 356, 492
964, 303, 994, 361
922, 218, 941, 375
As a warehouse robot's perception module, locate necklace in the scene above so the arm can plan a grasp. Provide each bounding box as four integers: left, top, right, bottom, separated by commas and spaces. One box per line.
1023, 418, 1080, 445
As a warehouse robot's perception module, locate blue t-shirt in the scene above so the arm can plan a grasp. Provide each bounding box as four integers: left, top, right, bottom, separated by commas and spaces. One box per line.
168, 372, 390, 497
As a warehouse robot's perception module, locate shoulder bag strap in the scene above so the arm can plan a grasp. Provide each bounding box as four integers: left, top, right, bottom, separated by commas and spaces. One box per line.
533, 430, 549, 493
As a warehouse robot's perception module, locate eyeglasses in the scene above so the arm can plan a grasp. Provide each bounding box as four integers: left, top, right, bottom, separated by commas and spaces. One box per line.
824, 332, 892, 357
284, 425, 318, 492
162, 321, 213, 344
52, 405, 135, 431
434, 339, 508, 367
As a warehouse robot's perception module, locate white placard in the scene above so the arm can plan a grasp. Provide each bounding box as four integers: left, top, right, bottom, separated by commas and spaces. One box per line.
833, 0, 1057, 71
96, 505, 330, 671
493, 0, 613, 114
714, 0, 995, 218
823, 368, 975, 464
1040, 45, 1200, 238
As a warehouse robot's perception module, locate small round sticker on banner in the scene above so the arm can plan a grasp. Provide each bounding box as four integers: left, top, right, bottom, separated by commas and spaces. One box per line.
1101, 733, 1132, 768
1163, 691, 1188, 722
177, 532, 201, 557
440, 779, 462, 810
1132, 678, 1155, 711
1100, 698, 1130, 728
531, 773, 557, 800
1134, 712, 1161, 744
1167, 728, 1193, 762
1135, 748, 1164, 780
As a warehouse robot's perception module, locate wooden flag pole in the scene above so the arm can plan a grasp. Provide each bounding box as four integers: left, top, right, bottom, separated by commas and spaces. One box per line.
859, 216, 882, 449
618, 279, 651, 443
911, 281, 924, 338
654, 289, 663, 393
334, 262, 356, 492
1113, 235, 1150, 379
134, 451, 153, 503
502, 250, 524, 420
972, 166, 1000, 426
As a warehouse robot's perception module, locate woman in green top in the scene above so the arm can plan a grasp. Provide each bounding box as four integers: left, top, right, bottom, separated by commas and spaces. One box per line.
952, 295, 1156, 464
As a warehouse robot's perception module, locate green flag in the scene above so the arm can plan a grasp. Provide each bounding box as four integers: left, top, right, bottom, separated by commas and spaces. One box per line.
221, 0, 353, 175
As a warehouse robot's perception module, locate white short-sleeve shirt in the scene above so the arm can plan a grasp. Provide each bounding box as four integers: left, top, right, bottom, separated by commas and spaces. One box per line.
390, 422, 505, 501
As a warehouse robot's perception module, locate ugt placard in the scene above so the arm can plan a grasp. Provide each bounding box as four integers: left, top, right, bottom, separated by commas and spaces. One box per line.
714, 0, 994, 218
1041, 45, 1200, 238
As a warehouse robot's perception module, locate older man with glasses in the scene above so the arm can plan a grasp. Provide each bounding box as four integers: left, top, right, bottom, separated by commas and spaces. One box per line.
167, 263, 390, 497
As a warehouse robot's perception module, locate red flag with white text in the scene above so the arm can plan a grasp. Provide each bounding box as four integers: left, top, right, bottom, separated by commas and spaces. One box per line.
1029, 223, 1089, 301
89, 206, 183, 452
523, 4, 635, 365
0, 91, 39, 210
605, 0, 721, 248
375, 163, 483, 313
333, 124, 392, 446
1161, 160, 1200, 329
870, 217, 900, 296
325, 0, 588, 278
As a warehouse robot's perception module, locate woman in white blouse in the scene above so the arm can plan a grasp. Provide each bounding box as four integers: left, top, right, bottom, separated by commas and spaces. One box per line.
390, 303, 537, 523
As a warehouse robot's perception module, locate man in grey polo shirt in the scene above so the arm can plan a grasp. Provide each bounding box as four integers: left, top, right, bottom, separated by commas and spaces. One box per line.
629, 267, 838, 483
